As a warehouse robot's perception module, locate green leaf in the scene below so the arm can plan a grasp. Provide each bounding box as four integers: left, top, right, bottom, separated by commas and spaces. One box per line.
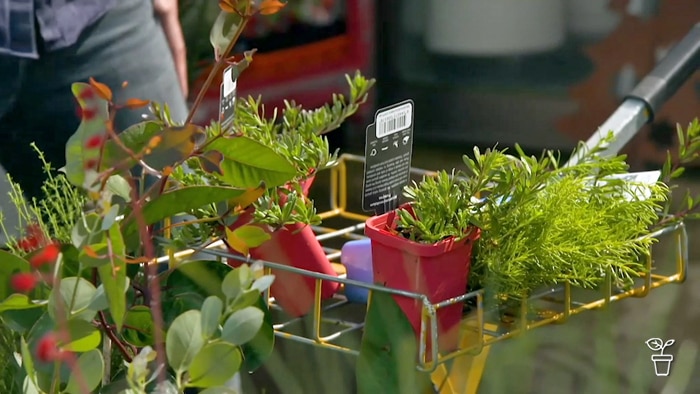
226, 225, 271, 255
101, 203, 122, 231
71, 213, 103, 249
141, 124, 207, 171
48, 277, 97, 322
208, 136, 297, 188
124, 186, 247, 235
78, 242, 109, 268
20, 337, 36, 385
221, 306, 264, 346
251, 275, 275, 293
221, 265, 253, 301
356, 292, 433, 394
201, 296, 224, 340
64, 82, 110, 188
0, 250, 30, 299
166, 309, 204, 373
61, 319, 102, 352
187, 342, 242, 388
99, 120, 163, 169
105, 175, 132, 202
229, 289, 261, 312
87, 277, 130, 313
97, 223, 128, 331
0, 294, 44, 313
64, 349, 104, 394
123, 305, 156, 347
209, 10, 241, 56
240, 297, 274, 372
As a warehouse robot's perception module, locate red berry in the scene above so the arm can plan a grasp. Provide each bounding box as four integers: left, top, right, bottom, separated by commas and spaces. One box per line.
29, 243, 60, 269
79, 87, 95, 100
84, 158, 98, 169
85, 134, 104, 149
10, 272, 36, 293
80, 107, 97, 121
36, 333, 61, 363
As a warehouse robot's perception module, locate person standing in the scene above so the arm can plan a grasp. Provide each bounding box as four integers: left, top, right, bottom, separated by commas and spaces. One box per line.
0, 0, 189, 199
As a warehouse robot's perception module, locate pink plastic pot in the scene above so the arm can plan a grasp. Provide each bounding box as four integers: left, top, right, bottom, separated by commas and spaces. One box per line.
364, 203, 480, 353
226, 175, 340, 316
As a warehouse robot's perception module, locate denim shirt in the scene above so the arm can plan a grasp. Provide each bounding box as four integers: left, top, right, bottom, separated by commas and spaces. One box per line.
0, 0, 117, 58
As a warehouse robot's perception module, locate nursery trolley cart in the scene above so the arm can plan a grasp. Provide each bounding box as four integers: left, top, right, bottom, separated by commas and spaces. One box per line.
184, 23, 700, 393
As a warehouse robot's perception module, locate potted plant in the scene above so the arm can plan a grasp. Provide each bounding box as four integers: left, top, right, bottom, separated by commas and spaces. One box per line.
364, 170, 485, 353
0, 1, 342, 392
464, 136, 677, 314
221, 73, 375, 317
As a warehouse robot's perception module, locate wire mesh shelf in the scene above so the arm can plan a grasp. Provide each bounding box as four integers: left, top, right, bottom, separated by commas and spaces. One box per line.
176, 153, 689, 374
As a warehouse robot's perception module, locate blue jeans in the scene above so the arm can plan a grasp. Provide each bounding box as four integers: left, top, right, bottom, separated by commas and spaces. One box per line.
0, 0, 187, 199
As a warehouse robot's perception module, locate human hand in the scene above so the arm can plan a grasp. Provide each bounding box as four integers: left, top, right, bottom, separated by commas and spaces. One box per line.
153, 0, 189, 98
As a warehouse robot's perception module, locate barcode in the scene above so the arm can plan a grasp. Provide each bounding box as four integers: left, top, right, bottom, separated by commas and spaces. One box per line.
375, 102, 413, 138
223, 67, 236, 97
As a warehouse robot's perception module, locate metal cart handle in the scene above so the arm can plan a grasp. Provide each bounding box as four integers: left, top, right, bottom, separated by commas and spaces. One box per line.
627, 22, 700, 121
566, 23, 700, 167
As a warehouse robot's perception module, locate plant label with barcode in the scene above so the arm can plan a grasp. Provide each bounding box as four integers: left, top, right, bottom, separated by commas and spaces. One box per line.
219, 65, 237, 130
362, 100, 414, 215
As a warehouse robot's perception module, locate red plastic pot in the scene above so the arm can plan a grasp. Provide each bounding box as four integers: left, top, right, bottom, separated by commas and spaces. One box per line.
364, 204, 480, 353
226, 175, 340, 317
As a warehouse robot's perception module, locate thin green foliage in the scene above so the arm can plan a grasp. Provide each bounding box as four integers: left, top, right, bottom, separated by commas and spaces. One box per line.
0, 144, 86, 254
400, 133, 669, 300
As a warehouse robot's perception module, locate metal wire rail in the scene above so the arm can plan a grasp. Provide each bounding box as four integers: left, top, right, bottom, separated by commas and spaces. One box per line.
187, 153, 689, 374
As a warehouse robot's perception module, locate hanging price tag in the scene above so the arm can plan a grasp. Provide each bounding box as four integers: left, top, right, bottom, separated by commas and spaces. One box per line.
219, 65, 237, 130
362, 100, 415, 215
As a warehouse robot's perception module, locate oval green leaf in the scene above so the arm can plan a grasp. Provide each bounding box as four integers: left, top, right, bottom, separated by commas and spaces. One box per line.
187, 342, 242, 388
221, 306, 264, 346
166, 309, 204, 373
221, 265, 253, 301
64, 349, 104, 394
48, 277, 97, 322
61, 319, 102, 352
201, 296, 223, 339
251, 275, 275, 293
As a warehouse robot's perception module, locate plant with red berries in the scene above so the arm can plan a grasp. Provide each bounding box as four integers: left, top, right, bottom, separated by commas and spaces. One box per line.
0, 1, 374, 393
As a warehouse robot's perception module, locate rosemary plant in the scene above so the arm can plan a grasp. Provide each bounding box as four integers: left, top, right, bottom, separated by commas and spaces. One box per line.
399, 133, 672, 301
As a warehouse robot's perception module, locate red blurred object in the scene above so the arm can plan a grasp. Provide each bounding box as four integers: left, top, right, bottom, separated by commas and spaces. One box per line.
192, 0, 375, 126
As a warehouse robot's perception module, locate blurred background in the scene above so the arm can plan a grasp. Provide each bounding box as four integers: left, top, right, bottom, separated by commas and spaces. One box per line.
3, 0, 700, 392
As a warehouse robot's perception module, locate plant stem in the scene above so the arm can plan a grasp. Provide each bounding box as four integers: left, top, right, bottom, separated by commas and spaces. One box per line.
184, 10, 251, 125
126, 176, 166, 383
99, 311, 133, 362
